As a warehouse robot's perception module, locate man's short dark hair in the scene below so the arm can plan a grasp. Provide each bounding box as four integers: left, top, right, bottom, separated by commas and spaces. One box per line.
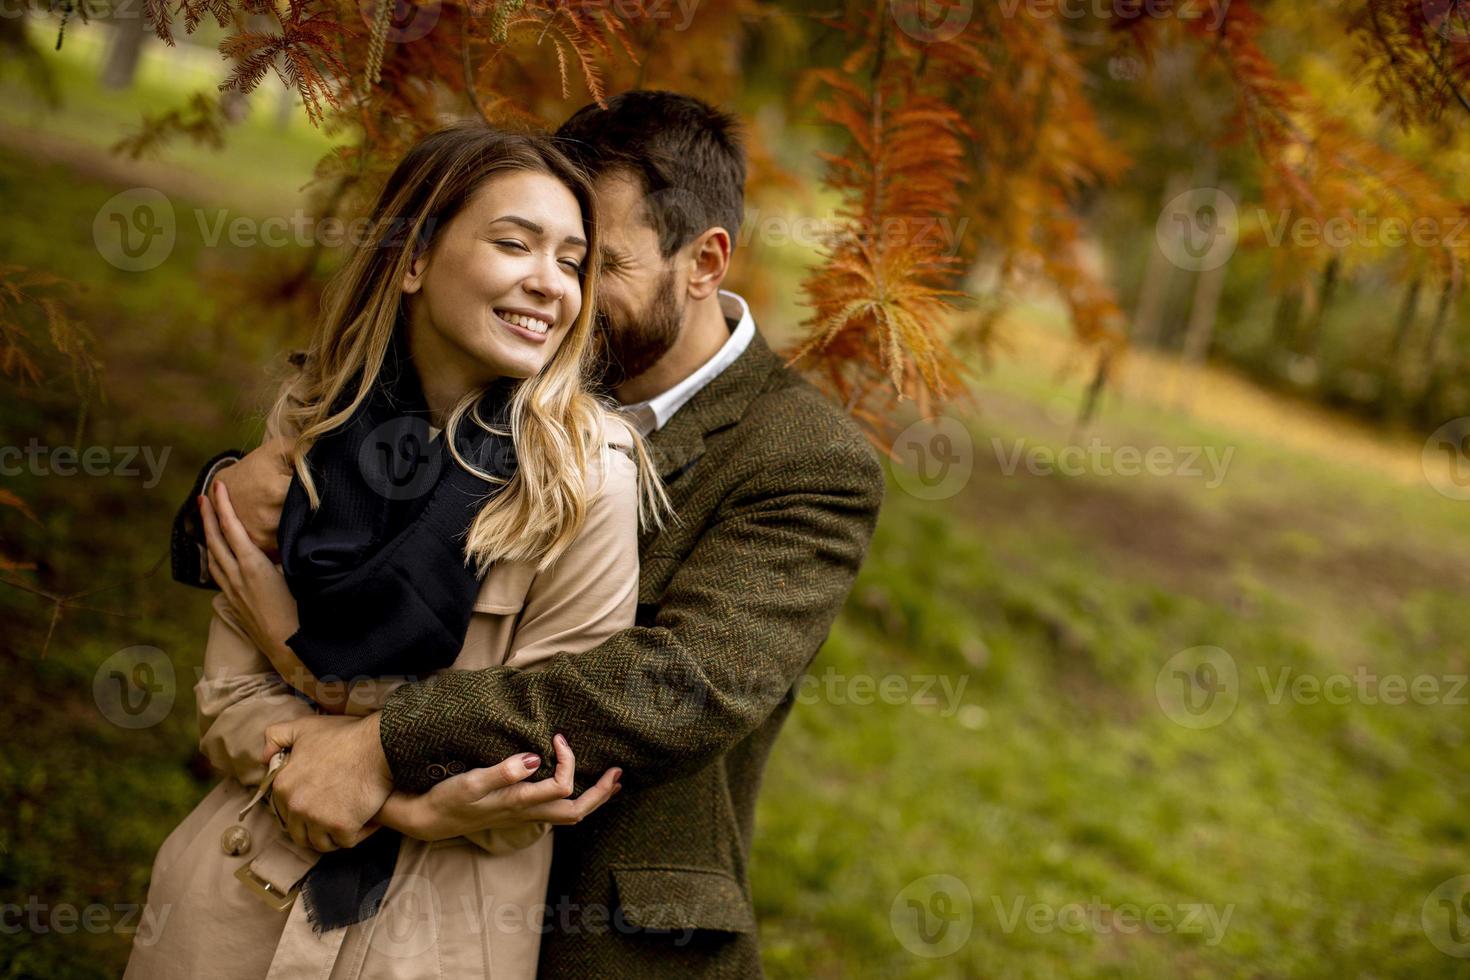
554, 90, 746, 259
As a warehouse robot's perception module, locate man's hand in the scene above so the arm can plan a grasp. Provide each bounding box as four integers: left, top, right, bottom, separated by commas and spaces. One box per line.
376, 734, 621, 841
210, 434, 293, 560
262, 713, 393, 853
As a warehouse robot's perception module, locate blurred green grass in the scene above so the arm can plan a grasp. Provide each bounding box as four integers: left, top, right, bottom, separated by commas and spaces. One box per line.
2, 80, 1470, 980
0, 18, 334, 210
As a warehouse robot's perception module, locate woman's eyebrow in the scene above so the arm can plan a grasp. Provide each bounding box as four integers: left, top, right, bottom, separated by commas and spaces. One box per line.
489, 215, 586, 249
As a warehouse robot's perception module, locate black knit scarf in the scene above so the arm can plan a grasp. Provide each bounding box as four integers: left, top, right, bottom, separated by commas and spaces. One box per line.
276, 324, 518, 933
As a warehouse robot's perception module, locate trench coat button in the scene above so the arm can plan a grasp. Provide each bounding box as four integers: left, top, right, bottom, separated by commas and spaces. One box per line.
426, 763, 448, 781
220, 824, 253, 856
446, 760, 465, 775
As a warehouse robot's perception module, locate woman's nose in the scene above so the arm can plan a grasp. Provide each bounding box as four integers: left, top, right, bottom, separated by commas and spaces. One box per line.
522, 254, 566, 301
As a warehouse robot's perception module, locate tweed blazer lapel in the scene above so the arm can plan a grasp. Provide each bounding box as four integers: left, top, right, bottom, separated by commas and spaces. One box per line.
644, 329, 782, 481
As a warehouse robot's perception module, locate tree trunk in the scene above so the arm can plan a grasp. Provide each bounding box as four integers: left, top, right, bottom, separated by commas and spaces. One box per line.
1296, 254, 1341, 358
1415, 277, 1462, 420
100, 16, 148, 90
1381, 275, 1423, 420
1131, 173, 1189, 351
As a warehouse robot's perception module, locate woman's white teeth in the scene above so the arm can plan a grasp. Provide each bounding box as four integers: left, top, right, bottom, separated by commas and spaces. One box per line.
500, 311, 550, 334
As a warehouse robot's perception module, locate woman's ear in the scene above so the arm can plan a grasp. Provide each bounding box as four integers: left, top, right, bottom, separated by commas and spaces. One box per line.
402, 248, 429, 295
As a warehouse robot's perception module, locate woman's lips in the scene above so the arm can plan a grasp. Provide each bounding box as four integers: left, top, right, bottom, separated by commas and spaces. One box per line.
492, 309, 550, 344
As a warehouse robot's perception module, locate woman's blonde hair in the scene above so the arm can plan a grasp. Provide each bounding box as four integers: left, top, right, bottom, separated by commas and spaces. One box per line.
272, 124, 665, 574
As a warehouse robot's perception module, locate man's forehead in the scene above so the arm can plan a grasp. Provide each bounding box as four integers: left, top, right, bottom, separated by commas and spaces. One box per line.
592, 172, 659, 245
593, 169, 657, 218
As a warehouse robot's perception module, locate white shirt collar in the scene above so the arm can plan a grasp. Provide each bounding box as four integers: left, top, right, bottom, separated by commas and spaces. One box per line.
622, 290, 755, 435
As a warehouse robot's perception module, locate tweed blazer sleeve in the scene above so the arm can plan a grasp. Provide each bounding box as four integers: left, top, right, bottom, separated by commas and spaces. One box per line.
378, 430, 885, 795
456, 435, 640, 855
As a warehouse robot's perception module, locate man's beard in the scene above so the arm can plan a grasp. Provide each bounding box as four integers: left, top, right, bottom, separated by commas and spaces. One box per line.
594, 268, 684, 390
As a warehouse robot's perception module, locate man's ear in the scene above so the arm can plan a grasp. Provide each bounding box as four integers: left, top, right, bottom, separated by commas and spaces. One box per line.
685, 227, 731, 301
402, 248, 430, 295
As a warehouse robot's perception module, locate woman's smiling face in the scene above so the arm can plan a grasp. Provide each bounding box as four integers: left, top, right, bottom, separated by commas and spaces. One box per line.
403, 169, 589, 390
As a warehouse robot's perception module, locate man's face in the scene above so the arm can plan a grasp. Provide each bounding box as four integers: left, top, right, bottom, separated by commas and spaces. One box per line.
590, 171, 687, 389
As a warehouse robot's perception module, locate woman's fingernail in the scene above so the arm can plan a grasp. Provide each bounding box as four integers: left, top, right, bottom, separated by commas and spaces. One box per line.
521, 754, 541, 771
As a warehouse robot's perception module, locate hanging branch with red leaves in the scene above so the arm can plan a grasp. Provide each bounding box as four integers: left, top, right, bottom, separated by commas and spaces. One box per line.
790, 5, 974, 429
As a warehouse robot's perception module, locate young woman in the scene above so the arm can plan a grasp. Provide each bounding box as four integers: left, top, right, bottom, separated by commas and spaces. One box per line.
124, 125, 661, 980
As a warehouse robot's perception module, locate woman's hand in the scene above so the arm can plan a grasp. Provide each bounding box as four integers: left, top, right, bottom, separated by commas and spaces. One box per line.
201, 483, 350, 714
375, 734, 623, 842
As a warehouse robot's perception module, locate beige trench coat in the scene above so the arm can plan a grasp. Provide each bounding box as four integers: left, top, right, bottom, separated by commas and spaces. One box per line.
124, 414, 640, 980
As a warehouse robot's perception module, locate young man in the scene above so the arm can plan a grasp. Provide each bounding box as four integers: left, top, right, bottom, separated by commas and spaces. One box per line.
174, 91, 884, 976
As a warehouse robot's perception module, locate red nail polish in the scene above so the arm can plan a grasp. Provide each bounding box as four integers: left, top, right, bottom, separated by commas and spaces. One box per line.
522, 754, 541, 770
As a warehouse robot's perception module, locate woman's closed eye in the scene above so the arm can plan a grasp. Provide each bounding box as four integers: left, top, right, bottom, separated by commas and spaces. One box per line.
494, 239, 582, 275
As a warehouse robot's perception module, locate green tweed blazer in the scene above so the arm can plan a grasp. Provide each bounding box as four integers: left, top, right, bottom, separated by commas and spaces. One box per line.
378, 328, 885, 977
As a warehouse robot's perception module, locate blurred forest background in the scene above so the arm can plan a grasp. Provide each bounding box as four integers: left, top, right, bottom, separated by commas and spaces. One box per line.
2, 0, 1470, 977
